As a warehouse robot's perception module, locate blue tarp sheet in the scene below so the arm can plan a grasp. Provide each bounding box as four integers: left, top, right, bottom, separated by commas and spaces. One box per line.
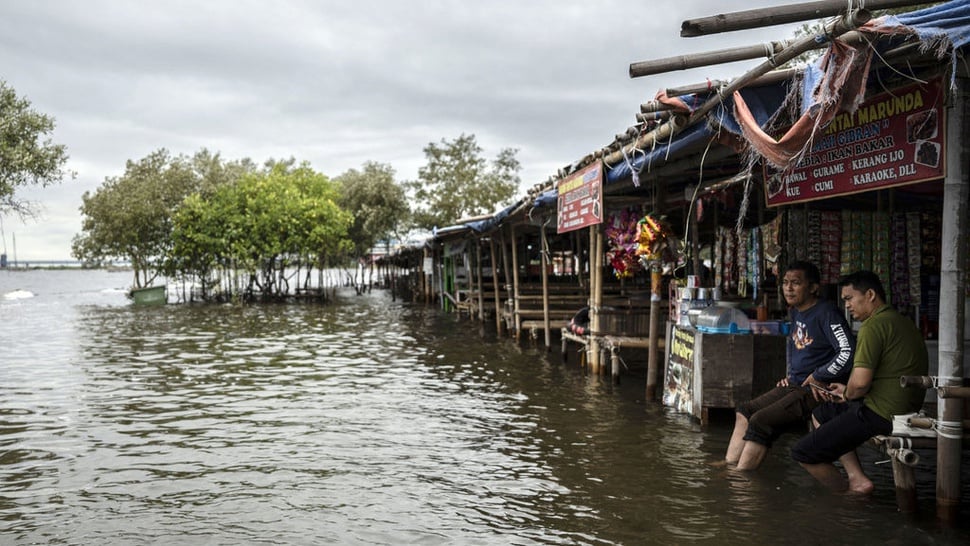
457, 197, 521, 234
887, 0, 970, 51
606, 84, 788, 185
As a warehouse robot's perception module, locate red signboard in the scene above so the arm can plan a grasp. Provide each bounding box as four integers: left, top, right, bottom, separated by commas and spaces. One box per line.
765, 78, 945, 207
556, 160, 603, 233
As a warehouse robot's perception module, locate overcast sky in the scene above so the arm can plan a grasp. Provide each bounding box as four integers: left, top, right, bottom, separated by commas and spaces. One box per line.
0, 0, 805, 261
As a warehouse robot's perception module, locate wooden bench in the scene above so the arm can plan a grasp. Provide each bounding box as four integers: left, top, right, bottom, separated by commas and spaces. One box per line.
865, 411, 970, 513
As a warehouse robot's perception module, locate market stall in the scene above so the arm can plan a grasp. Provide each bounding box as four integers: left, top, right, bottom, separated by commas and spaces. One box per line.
663, 303, 787, 423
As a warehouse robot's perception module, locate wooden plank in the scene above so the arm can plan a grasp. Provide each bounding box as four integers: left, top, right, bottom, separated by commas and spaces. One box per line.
602, 335, 666, 350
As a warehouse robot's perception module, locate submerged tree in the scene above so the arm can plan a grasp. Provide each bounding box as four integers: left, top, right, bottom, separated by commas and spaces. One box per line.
406, 133, 520, 230
170, 161, 353, 300
72, 149, 198, 289
336, 161, 410, 258
0, 81, 75, 217
335, 161, 410, 290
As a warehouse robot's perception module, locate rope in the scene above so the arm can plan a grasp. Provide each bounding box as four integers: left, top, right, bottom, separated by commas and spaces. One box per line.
763, 42, 778, 67
620, 143, 641, 188
934, 420, 964, 440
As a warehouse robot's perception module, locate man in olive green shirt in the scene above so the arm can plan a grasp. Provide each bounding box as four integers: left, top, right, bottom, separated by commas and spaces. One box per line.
791, 270, 928, 494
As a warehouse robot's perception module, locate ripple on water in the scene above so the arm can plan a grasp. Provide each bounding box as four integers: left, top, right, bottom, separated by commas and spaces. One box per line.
2, 274, 969, 544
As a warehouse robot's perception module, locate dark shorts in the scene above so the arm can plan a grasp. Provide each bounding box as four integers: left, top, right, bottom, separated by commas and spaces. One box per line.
790, 400, 893, 464
737, 385, 819, 447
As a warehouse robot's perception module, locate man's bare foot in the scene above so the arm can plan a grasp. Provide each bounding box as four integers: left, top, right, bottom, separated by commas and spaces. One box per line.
845, 477, 874, 495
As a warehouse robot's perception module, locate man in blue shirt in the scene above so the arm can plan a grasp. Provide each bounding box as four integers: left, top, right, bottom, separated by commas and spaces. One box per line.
725, 260, 855, 470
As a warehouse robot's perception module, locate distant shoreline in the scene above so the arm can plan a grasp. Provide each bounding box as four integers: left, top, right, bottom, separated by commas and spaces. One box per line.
1, 261, 132, 271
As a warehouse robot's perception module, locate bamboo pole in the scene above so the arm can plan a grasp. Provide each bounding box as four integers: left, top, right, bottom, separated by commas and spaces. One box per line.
665, 68, 800, 97
541, 224, 552, 348
891, 457, 918, 513
937, 74, 969, 524
500, 228, 514, 336
607, 9, 870, 168
589, 224, 605, 375
476, 240, 485, 321
938, 386, 970, 399
647, 266, 662, 401
490, 238, 503, 335
636, 110, 674, 124
640, 100, 678, 114
661, 37, 930, 98
424, 247, 431, 305
680, 0, 932, 37
586, 226, 597, 372
630, 40, 792, 78
603, 114, 689, 168
511, 224, 522, 338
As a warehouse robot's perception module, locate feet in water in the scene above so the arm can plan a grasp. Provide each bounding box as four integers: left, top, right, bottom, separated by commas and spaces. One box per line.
845, 477, 875, 495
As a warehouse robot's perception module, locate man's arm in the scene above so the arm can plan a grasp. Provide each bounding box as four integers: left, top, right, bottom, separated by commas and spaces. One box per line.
843, 367, 873, 400
811, 317, 855, 384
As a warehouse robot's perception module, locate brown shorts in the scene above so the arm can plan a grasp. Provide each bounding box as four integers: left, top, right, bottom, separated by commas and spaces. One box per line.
737, 385, 820, 447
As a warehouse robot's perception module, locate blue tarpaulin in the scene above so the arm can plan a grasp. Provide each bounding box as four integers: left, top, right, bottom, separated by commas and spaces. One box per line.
606, 83, 788, 186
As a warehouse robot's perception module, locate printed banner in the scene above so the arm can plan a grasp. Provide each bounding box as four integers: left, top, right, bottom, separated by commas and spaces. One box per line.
765, 78, 945, 206
556, 160, 603, 233
663, 325, 695, 416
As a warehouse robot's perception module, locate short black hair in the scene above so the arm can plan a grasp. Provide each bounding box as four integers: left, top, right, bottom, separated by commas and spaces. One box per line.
838, 270, 887, 302
785, 260, 821, 285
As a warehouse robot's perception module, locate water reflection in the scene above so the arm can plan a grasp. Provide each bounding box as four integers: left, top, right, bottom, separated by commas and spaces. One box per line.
1, 272, 969, 544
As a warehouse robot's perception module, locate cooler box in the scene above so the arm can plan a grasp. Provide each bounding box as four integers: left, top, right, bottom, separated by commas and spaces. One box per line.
694, 306, 750, 334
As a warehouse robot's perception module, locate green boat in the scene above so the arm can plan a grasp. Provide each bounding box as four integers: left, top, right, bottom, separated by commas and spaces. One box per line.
129, 285, 167, 306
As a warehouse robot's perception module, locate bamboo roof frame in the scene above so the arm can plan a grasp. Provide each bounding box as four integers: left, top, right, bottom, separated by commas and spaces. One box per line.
602, 8, 872, 169
680, 0, 939, 37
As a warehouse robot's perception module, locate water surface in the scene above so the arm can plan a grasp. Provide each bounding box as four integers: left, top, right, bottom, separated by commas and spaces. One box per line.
1, 269, 968, 544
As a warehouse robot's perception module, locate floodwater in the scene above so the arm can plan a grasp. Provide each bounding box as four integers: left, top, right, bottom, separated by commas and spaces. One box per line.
2, 268, 968, 545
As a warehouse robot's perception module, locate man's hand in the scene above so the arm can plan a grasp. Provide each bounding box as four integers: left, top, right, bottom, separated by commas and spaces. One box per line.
810, 382, 845, 402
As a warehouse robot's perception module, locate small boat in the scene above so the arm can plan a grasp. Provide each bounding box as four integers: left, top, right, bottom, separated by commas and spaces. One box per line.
129, 285, 167, 306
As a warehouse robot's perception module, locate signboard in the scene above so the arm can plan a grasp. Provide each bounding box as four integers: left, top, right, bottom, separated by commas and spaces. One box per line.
663, 325, 695, 416
765, 78, 945, 206
556, 160, 603, 233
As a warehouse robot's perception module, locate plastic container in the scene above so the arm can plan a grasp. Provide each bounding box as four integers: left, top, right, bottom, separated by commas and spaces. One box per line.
749, 320, 781, 335
694, 306, 751, 334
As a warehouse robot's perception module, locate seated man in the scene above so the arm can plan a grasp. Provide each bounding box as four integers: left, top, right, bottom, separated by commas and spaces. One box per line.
725, 260, 855, 470
792, 270, 928, 494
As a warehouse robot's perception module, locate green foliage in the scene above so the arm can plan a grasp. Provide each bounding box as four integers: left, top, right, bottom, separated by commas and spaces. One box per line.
169, 161, 352, 299
0, 81, 75, 217
406, 133, 520, 230
335, 161, 410, 258
72, 149, 199, 288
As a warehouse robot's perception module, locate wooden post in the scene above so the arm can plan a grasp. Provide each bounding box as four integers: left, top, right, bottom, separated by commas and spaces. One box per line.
589, 225, 604, 375
500, 229, 514, 335
892, 457, 919, 513
611, 346, 621, 384
540, 223, 552, 349
647, 265, 662, 401
510, 224, 522, 338
425, 247, 432, 305
476, 240, 485, 321
490, 238, 503, 335
936, 74, 969, 524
